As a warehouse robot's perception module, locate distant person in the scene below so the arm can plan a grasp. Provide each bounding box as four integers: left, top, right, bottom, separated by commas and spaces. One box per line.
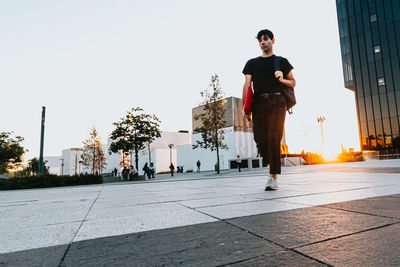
94, 170, 99, 175
196, 160, 201, 172
113, 168, 118, 177
169, 163, 175, 176
242, 29, 296, 190
149, 162, 155, 179
142, 163, 150, 179
236, 155, 242, 172
129, 165, 138, 180
122, 166, 128, 180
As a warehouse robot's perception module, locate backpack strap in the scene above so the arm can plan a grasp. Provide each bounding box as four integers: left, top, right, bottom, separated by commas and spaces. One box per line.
274, 55, 281, 72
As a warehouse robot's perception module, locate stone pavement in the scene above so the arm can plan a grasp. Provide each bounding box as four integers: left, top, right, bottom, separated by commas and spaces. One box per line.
1, 159, 400, 266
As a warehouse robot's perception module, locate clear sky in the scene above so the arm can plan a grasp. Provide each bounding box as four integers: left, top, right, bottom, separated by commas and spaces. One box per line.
0, 0, 359, 161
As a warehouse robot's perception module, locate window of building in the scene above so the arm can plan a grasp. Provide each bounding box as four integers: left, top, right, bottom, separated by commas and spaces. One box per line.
378, 77, 385, 86
370, 14, 377, 22
374, 45, 381, 53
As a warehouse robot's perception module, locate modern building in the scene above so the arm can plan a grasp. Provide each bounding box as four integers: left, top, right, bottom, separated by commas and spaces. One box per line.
336, 0, 400, 150
106, 96, 291, 173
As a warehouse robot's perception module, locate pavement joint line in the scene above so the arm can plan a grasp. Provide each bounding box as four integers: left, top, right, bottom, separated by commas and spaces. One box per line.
57, 186, 104, 267
178, 203, 333, 266
320, 205, 400, 220
291, 221, 400, 250
94, 183, 399, 210
186, 184, 397, 209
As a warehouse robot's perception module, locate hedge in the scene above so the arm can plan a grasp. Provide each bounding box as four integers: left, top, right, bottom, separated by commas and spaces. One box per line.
0, 174, 103, 190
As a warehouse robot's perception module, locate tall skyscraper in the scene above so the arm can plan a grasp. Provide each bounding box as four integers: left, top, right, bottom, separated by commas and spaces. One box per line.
336, 0, 400, 151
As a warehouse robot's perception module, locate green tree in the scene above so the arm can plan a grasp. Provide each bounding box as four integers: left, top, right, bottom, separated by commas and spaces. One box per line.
109, 107, 161, 170
0, 132, 26, 173
81, 127, 106, 174
192, 74, 229, 174
21, 157, 49, 176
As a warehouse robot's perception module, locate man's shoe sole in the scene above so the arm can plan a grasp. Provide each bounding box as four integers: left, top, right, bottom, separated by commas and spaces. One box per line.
265, 186, 278, 191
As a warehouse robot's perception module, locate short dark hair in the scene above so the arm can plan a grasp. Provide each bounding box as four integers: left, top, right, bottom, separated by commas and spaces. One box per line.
256, 29, 274, 41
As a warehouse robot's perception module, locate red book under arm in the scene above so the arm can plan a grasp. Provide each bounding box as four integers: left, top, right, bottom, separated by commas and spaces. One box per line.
244, 85, 253, 115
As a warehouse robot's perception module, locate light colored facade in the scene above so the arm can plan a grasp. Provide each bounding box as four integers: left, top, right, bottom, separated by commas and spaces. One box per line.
43, 156, 62, 175
104, 96, 287, 174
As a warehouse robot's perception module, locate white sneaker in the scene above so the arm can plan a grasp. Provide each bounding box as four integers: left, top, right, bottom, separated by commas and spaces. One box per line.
265, 177, 278, 191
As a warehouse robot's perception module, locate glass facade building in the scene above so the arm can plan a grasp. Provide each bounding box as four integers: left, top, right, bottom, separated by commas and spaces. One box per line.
336, 0, 400, 151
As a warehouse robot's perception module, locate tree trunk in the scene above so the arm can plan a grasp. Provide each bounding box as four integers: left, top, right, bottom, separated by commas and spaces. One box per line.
92, 146, 96, 175
135, 144, 139, 171
216, 129, 220, 174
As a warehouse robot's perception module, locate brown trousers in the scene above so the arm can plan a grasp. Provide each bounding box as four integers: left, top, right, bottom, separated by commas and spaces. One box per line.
252, 95, 286, 174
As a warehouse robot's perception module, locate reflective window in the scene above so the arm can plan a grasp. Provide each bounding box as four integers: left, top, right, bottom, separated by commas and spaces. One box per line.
380, 93, 389, 119
373, 94, 381, 119
365, 96, 374, 121
391, 117, 400, 138
387, 91, 397, 118
376, 60, 384, 77
358, 98, 367, 122
378, 77, 385, 86
392, 56, 400, 90
361, 121, 369, 139
383, 1, 393, 24
368, 64, 377, 95
384, 59, 394, 92
382, 118, 391, 146
387, 24, 397, 56
374, 45, 381, 53
371, 14, 377, 22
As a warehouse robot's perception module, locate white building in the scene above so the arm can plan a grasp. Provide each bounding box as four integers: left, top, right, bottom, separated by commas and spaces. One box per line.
43, 156, 62, 175
106, 96, 282, 173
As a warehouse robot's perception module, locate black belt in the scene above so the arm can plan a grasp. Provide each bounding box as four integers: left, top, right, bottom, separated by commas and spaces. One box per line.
258, 92, 281, 98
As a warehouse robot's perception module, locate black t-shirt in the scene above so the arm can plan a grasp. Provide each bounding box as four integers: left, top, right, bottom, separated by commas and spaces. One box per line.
242, 55, 293, 94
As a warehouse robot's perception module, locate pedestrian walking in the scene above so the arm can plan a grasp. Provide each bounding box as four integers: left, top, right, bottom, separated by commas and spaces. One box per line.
169, 163, 175, 176
143, 163, 150, 179
242, 29, 296, 190
196, 160, 201, 172
113, 168, 118, 177
236, 155, 242, 172
149, 162, 155, 179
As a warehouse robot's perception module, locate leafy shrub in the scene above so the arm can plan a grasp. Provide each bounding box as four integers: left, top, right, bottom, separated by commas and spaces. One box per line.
0, 174, 103, 190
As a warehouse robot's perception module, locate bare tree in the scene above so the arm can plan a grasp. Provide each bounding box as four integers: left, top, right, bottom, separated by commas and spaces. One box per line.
81, 127, 106, 174
193, 74, 229, 174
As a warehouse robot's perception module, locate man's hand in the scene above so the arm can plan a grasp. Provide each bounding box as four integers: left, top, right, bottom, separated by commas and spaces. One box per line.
275, 71, 283, 82
243, 110, 252, 121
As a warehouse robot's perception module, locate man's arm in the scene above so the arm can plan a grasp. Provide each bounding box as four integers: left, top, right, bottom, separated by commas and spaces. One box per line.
275, 70, 296, 88
242, 74, 252, 106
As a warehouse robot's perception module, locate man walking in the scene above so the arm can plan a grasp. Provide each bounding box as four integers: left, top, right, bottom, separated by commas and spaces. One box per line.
196, 160, 201, 172
236, 155, 242, 172
242, 29, 296, 190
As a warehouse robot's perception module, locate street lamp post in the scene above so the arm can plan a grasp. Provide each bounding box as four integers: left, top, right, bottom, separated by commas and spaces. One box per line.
168, 144, 174, 165
317, 116, 326, 157
60, 158, 64, 175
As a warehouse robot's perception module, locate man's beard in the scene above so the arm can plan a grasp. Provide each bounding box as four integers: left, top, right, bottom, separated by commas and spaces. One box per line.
263, 47, 270, 53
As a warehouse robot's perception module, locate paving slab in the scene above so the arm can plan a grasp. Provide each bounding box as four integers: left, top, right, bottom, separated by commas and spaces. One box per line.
227, 206, 398, 248
323, 196, 400, 219
0, 244, 67, 267
297, 222, 400, 266
197, 199, 308, 219
275, 185, 400, 206
74, 203, 217, 241
62, 221, 283, 266
0, 222, 81, 253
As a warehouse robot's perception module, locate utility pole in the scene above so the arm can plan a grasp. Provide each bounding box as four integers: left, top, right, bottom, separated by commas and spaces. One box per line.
39, 106, 46, 174
60, 158, 64, 175
168, 144, 174, 165
317, 116, 326, 157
